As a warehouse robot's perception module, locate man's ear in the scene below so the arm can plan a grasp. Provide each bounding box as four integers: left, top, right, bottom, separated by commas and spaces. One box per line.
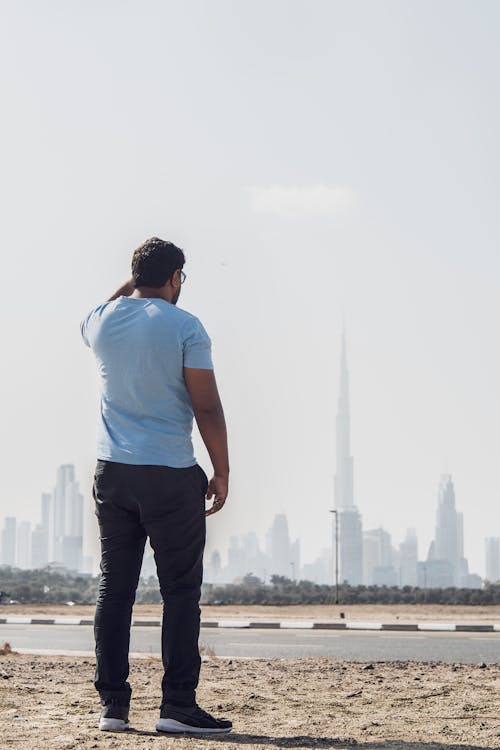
166, 272, 180, 290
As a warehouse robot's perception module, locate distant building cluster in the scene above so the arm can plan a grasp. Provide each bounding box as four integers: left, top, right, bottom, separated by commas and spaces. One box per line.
204, 513, 301, 584
0, 464, 92, 574
204, 332, 485, 589
485, 537, 500, 583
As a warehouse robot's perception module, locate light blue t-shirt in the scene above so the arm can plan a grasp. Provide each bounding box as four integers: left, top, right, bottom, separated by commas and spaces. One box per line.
81, 296, 213, 467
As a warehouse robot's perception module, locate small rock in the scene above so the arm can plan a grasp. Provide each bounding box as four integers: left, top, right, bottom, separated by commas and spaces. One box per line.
478, 662, 488, 669
362, 664, 374, 670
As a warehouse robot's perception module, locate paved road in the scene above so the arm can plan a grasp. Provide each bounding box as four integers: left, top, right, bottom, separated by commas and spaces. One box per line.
1, 624, 499, 663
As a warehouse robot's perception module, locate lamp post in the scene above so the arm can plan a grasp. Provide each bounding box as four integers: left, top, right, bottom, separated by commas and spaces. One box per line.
329, 509, 339, 604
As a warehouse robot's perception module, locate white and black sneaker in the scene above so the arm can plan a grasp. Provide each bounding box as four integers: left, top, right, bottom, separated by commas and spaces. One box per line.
98, 698, 130, 732
156, 703, 232, 734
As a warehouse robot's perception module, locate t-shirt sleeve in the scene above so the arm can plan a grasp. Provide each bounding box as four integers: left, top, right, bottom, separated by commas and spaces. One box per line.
183, 317, 214, 369
80, 310, 94, 347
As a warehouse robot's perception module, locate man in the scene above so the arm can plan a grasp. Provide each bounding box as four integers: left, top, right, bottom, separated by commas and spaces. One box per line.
81, 237, 231, 734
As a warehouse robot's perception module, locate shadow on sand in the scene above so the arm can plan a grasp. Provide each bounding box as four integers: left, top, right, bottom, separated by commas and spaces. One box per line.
126, 729, 496, 750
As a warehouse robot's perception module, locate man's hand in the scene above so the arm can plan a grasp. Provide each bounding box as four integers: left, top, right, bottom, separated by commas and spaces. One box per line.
108, 278, 135, 302
205, 474, 228, 517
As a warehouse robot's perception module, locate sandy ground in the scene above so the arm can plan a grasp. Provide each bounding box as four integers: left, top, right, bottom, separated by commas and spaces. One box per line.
0, 650, 499, 750
3, 603, 500, 623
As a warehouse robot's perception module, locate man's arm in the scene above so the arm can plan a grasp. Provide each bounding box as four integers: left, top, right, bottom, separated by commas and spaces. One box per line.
183, 367, 229, 516
108, 278, 135, 301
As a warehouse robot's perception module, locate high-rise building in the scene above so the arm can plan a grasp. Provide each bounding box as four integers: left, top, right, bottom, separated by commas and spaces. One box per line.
421, 475, 473, 588
417, 559, 454, 588
334, 331, 363, 585
363, 527, 397, 586
485, 537, 500, 583
399, 528, 418, 586
40, 492, 53, 559
227, 535, 245, 579
433, 474, 467, 587
265, 514, 299, 579
337, 510, 363, 584
30, 491, 52, 569
16, 521, 32, 569
1, 517, 17, 566
204, 549, 221, 582
50, 464, 84, 571
301, 548, 332, 585
31, 524, 49, 569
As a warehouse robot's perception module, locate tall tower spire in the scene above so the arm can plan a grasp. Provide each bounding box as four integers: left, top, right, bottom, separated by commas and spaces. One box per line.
332, 328, 363, 586
335, 328, 354, 510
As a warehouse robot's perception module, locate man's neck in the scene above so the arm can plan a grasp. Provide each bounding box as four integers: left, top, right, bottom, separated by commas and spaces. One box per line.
131, 287, 173, 303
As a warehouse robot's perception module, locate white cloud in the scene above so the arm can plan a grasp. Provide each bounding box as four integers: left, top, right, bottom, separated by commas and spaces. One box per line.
248, 183, 355, 219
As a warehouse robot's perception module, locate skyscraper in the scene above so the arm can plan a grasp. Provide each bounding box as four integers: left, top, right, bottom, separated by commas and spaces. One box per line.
51, 464, 84, 571
1, 517, 17, 566
363, 527, 397, 586
16, 521, 32, 569
485, 537, 500, 583
334, 330, 363, 585
399, 528, 418, 586
421, 474, 472, 588
31, 524, 49, 569
31, 491, 52, 569
434, 474, 464, 587
265, 514, 299, 579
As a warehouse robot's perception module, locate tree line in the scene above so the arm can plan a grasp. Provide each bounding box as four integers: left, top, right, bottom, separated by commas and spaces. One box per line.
1, 568, 499, 606
203, 574, 499, 606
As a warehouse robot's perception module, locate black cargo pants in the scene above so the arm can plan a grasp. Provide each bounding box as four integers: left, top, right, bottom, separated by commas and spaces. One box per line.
93, 459, 207, 707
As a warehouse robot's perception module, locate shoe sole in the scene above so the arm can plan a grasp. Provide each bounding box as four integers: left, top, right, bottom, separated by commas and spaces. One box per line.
156, 718, 232, 734
99, 718, 130, 732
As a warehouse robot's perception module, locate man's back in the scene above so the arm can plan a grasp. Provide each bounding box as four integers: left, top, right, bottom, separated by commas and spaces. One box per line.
81, 295, 213, 467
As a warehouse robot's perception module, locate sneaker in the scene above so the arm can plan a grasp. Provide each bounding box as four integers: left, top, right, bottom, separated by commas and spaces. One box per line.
99, 698, 130, 732
156, 703, 232, 734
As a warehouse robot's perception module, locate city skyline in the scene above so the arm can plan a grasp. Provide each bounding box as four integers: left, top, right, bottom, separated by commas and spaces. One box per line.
0, 450, 494, 588
0, 331, 497, 582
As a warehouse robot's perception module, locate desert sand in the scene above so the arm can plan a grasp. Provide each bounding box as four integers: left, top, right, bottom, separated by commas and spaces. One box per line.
0, 648, 499, 750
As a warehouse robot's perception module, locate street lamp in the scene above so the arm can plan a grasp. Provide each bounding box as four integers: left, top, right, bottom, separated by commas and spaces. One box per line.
329, 509, 339, 604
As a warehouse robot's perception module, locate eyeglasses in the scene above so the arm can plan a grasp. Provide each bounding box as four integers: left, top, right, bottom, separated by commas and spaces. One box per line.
179, 270, 186, 284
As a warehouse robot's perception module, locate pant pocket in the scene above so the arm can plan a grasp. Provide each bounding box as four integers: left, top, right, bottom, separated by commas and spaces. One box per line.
195, 464, 209, 494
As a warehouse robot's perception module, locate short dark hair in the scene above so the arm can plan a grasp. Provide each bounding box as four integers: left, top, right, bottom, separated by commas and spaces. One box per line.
131, 237, 185, 288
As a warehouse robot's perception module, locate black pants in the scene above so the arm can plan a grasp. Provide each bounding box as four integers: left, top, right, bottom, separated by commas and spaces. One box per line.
93, 460, 207, 707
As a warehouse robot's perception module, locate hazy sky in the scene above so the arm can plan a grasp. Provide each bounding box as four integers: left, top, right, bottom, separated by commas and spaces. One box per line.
0, 0, 499, 576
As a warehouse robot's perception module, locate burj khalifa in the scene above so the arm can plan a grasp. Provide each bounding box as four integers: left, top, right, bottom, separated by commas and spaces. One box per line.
334, 330, 363, 585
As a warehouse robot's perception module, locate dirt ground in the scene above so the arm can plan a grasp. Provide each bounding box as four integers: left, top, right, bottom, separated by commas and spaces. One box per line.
0, 650, 499, 750
4, 603, 500, 623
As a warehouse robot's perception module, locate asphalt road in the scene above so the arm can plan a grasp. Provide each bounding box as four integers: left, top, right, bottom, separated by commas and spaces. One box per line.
1, 624, 499, 663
